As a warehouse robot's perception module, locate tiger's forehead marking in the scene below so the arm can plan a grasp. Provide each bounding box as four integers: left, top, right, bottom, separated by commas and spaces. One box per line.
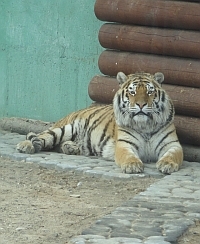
127, 80, 155, 96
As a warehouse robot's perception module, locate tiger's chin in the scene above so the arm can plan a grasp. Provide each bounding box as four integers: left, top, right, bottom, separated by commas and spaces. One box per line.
133, 114, 149, 124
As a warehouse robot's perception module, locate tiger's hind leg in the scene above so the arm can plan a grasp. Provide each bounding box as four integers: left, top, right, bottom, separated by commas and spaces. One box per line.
56, 141, 80, 155
16, 124, 73, 154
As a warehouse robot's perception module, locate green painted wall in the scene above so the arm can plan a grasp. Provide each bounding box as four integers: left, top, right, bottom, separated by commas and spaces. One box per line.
0, 0, 103, 122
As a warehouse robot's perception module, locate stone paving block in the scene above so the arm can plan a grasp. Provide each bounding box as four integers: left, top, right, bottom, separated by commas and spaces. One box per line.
171, 192, 198, 199
82, 235, 106, 239
1, 149, 13, 156
132, 226, 162, 234
112, 168, 124, 173
4, 138, 22, 145
92, 166, 111, 172
0, 143, 10, 148
26, 157, 47, 163
193, 171, 200, 177
115, 206, 150, 213
143, 171, 164, 179
70, 235, 106, 243
110, 230, 143, 239
6, 152, 28, 161
82, 226, 111, 237
84, 170, 105, 177
56, 163, 79, 171
187, 192, 200, 199
162, 221, 194, 243
183, 185, 200, 190
191, 189, 200, 196
28, 153, 49, 158
69, 237, 86, 244
108, 237, 142, 243
107, 212, 139, 220
140, 190, 171, 197
37, 160, 59, 169
162, 213, 185, 218
93, 161, 115, 167
44, 154, 65, 160
96, 218, 132, 229
102, 172, 132, 180
86, 159, 103, 165
186, 213, 200, 218
69, 237, 142, 244
74, 167, 92, 174
144, 236, 171, 244
172, 188, 193, 194
137, 231, 162, 238
194, 179, 200, 184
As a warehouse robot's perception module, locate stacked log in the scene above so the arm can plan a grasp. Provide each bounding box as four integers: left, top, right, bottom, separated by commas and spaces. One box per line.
98, 51, 200, 88
89, 0, 200, 160
94, 0, 200, 30
98, 24, 200, 59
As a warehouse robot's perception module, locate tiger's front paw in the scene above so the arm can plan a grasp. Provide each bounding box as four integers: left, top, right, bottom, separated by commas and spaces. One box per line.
121, 160, 144, 174
156, 159, 180, 174
16, 140, 35, 154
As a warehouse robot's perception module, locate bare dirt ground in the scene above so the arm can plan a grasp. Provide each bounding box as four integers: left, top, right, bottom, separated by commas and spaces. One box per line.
0, 157, 156, 244
0, 157, 199, 244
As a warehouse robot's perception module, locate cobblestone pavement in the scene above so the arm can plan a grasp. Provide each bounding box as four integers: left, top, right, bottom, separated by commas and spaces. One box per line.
1, 131, 200, 244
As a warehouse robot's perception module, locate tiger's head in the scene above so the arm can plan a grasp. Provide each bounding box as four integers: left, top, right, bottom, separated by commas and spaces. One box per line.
113, 72, 174, 132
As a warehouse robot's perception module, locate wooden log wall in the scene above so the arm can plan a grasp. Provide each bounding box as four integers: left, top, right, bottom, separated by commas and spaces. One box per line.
89, 0, 200, 157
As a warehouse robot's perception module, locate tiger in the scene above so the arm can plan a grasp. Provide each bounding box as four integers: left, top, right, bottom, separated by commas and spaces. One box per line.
16, 71, 183, 174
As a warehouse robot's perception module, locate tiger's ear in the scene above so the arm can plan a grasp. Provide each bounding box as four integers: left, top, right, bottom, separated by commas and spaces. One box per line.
117, 72, 128, 86
154, 72, 164, 84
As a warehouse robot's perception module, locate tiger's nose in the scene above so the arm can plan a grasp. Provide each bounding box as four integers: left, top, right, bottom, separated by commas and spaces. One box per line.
136, 103, 147, 109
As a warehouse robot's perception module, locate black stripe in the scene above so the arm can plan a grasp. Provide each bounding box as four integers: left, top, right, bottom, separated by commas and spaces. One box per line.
87, 107, 112, 132
99, 135, 111, 156
48, 130, 57, 147
83, 106, 107, 134
155, 129, 175, 152
117, 94, 121, 108
92, 147, 98, 156
41, 138, 46, 148
161, 91, 165, 102
118, 129, 138, 140
112, 121, 116, 137
27, 134, 37, 140
157, 90, 161, 103
71, 121, 78, 141
121, 90, 125, 103
86, 133, 93, 155
98, 118, 113, 146
86, 108, 112, 155
158, 140, 179, 157
166, 104, 174, 123
98, 118, 114, 153
118, 139, 139, 151
60, 126, 65, 143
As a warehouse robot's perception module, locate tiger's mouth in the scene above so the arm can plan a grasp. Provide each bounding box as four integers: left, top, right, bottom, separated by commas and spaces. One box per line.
134, 111, 149, 116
